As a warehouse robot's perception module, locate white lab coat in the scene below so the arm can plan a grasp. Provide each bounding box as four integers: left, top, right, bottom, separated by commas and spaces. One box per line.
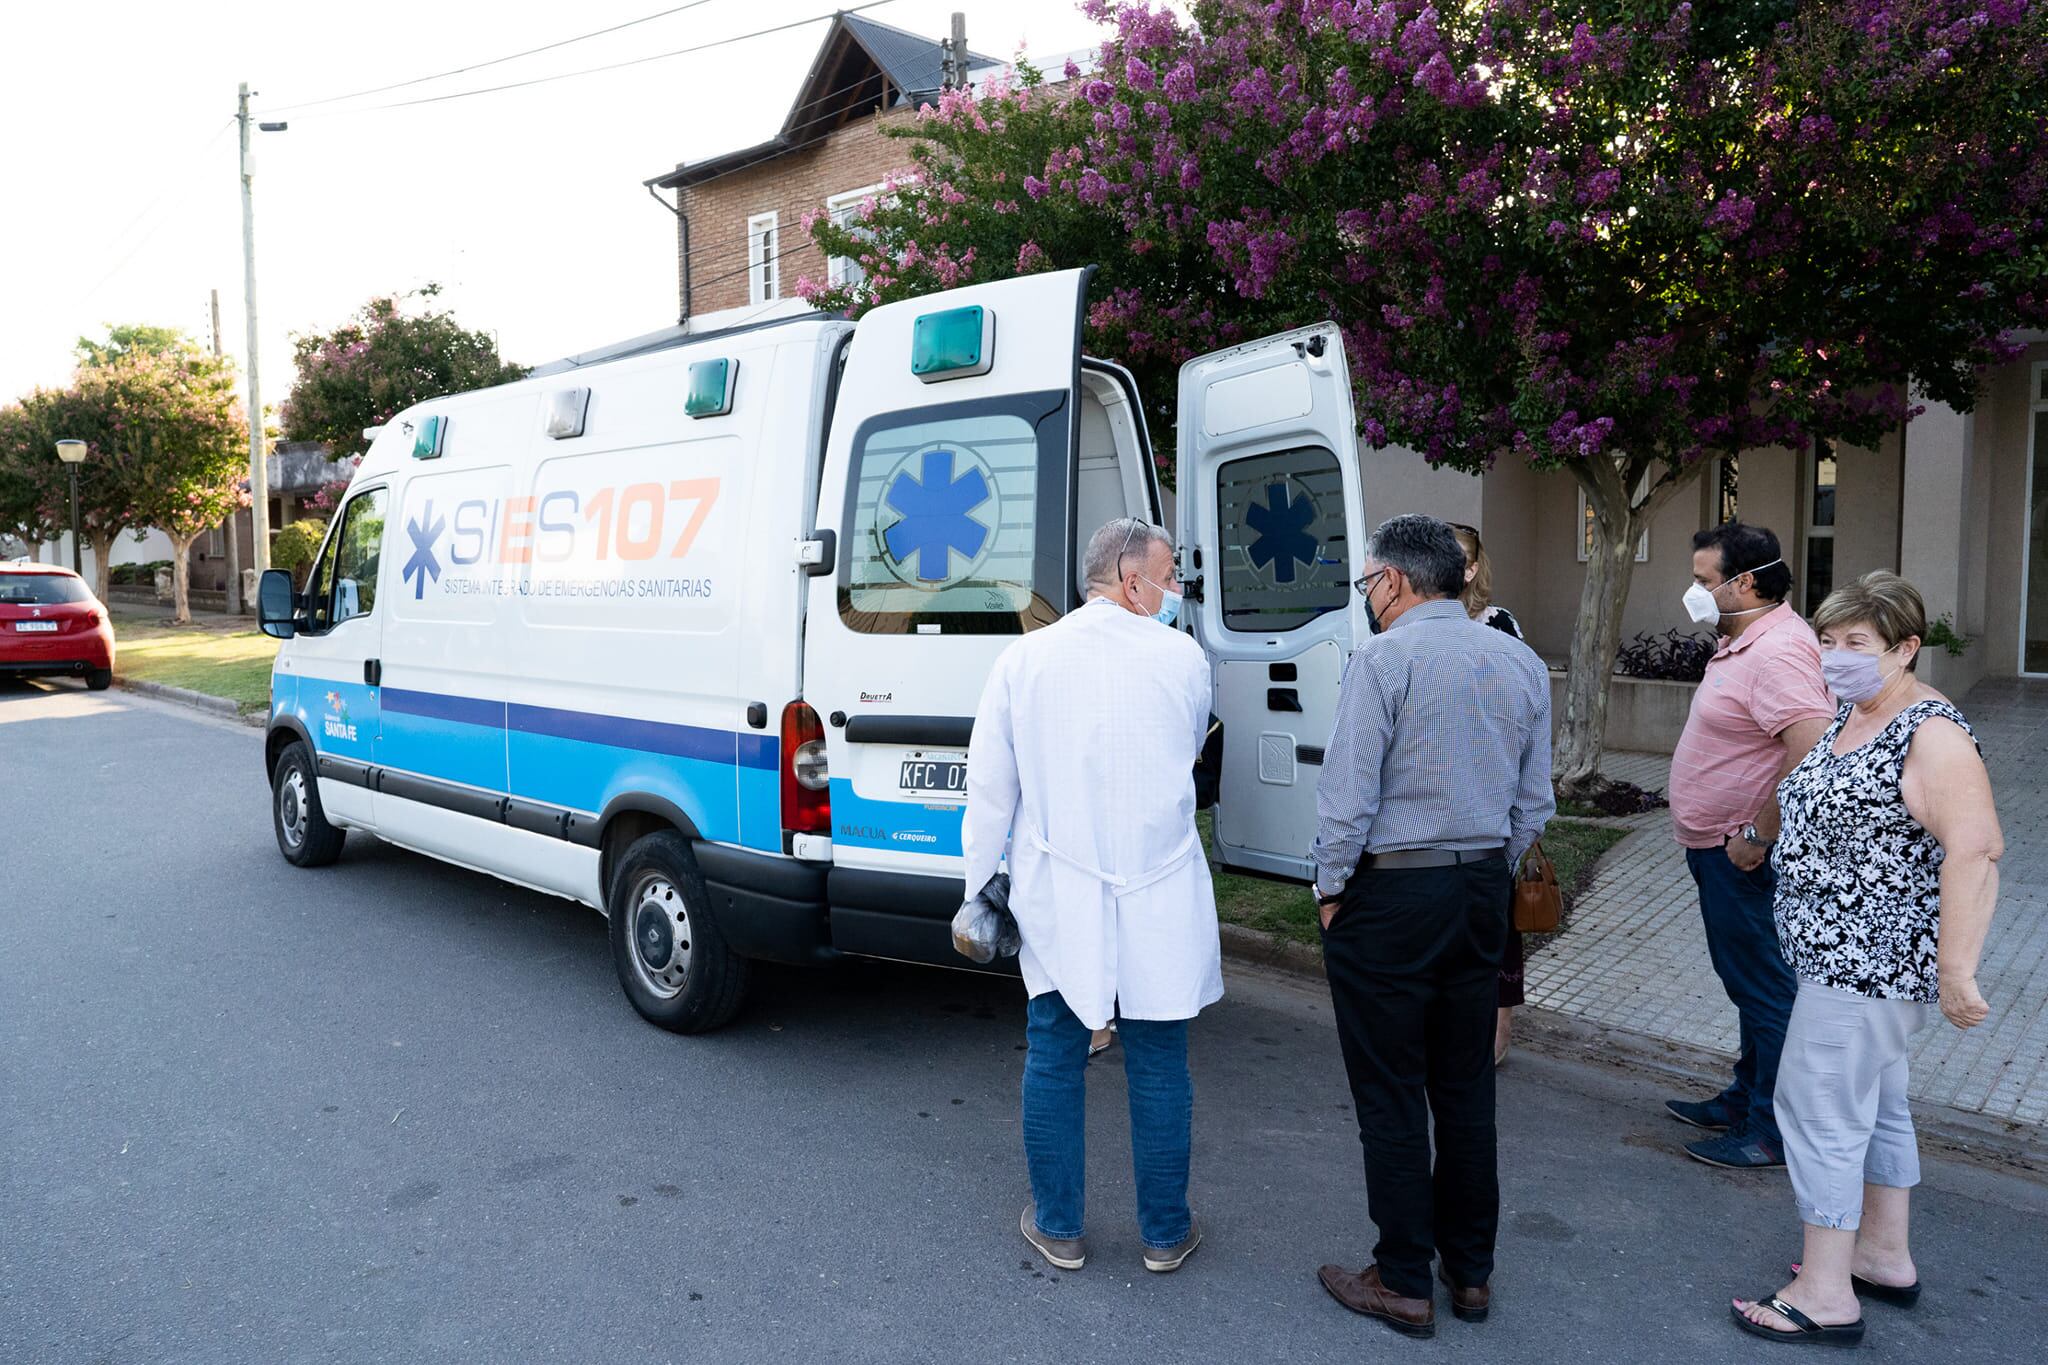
961, 597, 1223, 1030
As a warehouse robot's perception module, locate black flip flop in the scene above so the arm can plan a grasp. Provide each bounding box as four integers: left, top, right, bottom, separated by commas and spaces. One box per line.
1731, 1296, 1866, 1347
1791, 1262, 1922, 1308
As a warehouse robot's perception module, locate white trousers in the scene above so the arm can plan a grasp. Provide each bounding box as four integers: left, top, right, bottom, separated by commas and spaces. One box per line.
1775, 978, 1931, 1231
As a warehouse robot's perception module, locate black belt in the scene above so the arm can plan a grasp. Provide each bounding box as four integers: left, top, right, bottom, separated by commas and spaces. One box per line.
1367, 845, 1507, 870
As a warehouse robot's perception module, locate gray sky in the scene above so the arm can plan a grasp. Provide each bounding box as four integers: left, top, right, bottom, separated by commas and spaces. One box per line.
1, 0, 1112, 411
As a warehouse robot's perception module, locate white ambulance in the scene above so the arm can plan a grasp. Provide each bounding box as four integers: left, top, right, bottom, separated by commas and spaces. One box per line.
258, 269, 1370, 1033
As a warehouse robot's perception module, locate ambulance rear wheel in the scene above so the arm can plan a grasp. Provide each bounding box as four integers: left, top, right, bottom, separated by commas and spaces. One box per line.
272, 740, 345, 868
608, 831, 749, 1034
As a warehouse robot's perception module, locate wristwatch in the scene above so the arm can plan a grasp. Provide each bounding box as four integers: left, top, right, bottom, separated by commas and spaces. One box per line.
1739, 823, 1774, 850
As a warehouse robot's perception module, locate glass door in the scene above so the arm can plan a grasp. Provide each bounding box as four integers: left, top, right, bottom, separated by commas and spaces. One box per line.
1803, 442, 1837, 617
2024, 363, 2048, 673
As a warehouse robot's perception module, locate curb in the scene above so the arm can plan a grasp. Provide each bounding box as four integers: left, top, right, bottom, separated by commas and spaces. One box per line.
114, 676, 247, 722
1218, 919, 2046, 1174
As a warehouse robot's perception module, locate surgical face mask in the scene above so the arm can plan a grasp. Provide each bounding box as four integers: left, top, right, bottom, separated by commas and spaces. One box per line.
1356, 569, 1390, 635
1138, 572, 1182, 627
1683, 558, 1783, 627
1822, 645, 1903, 705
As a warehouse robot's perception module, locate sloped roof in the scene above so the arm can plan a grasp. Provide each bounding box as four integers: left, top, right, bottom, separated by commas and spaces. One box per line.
648, 10, 1002, 190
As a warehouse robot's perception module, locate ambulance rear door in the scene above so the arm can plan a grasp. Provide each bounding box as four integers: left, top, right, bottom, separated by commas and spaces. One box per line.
802, 268, 1093, 962
1176, 323, 1367, 882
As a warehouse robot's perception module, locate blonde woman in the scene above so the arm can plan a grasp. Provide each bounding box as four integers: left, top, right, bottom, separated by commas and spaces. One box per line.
1732, 572, 2002, 1345
1451, 524, 1526, 1065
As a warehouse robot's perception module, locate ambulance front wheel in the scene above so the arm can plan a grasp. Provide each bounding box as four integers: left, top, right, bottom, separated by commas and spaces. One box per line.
608, 830, 750, 1034
272, 740, 345, 868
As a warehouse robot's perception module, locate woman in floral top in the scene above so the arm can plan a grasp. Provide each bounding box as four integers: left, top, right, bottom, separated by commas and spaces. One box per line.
1731, 573, 2003, 1347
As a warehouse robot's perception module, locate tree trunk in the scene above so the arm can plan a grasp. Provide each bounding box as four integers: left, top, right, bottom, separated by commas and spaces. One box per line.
87, 531, 115, 602
1553, 502, 1643, 798
169, 532, 195, 625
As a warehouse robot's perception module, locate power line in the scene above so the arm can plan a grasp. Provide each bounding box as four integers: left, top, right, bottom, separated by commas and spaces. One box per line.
267, 1, 904, 121
260, 0, 728, 116
78, 120, 237, 308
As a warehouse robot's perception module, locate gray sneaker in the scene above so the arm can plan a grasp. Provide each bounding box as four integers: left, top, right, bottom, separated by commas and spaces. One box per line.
1021, 1203, 1086, 1271
1143, 1215, 1202, 1273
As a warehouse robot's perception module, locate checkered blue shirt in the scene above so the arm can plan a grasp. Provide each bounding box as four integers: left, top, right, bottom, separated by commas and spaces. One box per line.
1312, 599, 1555, 897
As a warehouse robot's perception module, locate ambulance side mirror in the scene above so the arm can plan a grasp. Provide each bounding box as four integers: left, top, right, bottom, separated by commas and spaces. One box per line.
257, 568, 298, 640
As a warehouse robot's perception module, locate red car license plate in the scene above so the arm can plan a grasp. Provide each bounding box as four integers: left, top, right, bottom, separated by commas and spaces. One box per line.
12, 621, 59, 632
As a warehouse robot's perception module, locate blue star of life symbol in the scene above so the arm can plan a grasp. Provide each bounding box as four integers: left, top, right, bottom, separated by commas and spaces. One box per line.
1244, 482, 1318, 584
882, 448, 991, 582
402, 501, 446, 599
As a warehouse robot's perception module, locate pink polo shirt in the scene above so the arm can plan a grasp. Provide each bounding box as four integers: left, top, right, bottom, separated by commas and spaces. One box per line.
1669, 603, 1836, 850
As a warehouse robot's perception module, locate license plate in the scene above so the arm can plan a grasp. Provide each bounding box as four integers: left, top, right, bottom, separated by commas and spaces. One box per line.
899, 752, 968, 797
12, 621, 58, 632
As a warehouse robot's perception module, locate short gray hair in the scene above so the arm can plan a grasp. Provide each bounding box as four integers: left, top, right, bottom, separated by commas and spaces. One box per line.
1084, 517, 1171, 590
1363, 514, 1466, 599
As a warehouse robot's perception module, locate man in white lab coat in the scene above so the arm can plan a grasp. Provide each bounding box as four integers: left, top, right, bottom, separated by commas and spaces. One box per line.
962, 517, 1222, 1276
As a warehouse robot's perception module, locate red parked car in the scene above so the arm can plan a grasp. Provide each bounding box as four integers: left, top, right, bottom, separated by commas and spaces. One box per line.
0, 563, 115, 690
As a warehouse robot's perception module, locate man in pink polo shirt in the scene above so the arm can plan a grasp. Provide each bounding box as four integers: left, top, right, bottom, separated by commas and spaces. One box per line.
1665, 523, 1837, 1170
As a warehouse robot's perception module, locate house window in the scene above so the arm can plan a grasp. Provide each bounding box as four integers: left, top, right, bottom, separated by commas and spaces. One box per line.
2021, 362, 2048, 672
1576, 475, 1650, 563
1716, 456, 1739, 525
825, 184, 885, 289
746, 212, 779, 305
1804, 441, 1836, 616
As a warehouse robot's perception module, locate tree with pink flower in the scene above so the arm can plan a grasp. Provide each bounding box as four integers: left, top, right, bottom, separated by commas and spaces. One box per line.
808, 0, 2048, 792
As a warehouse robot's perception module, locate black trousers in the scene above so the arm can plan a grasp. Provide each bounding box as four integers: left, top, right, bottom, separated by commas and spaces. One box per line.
1321, 857, 1510, 1299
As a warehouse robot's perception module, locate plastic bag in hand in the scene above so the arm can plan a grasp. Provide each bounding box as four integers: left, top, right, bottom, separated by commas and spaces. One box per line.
950, 872, 1019, 963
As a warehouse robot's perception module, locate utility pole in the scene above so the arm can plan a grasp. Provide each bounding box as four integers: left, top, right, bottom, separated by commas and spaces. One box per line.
213, 287, 242, 613
943, 13, 967, 90
238, 83, 271, 575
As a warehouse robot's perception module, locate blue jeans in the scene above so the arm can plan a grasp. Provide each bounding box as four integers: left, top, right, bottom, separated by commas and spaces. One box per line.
1687, 846, 1797, 1142
1021, 991, 1193, 1249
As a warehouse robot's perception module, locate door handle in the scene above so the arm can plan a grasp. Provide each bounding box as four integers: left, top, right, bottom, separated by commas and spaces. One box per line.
1266, 688, 1301, 713
364, 658, 382, 687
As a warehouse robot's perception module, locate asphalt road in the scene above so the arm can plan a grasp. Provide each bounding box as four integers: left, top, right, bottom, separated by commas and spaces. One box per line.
4, 680, 2046, 1365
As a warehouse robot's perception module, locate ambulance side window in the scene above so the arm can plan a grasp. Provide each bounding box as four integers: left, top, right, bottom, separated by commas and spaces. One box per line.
838, 391, 1070, 636
306, 487, 387, 632
1216, 447, 1349, 633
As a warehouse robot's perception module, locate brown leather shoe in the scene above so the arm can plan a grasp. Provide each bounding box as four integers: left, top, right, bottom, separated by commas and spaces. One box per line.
1438, 1263, 1491, 1323
1317, 1263, 1436, 1338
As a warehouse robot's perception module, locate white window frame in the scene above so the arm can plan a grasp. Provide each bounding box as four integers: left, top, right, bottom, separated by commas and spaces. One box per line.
2019, 361, 2048, 674
824, 184, 886, 289
746, 211, 779, 305
1802, 441, 1837, 617
1576, 472, 1651, 563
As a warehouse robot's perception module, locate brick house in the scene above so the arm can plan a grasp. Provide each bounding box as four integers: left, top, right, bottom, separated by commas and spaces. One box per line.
644, 12, 1002, 323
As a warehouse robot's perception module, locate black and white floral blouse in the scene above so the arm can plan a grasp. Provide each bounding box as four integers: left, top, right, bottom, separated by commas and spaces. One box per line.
1773, 698, 1975, 1003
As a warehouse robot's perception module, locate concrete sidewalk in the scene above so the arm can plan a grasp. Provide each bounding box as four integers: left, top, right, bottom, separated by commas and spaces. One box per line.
1526, 681, 2048, 1134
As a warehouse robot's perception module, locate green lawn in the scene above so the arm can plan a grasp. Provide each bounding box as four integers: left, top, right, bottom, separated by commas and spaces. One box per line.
111, 612, 278, 715
1204, 812, 1628, 951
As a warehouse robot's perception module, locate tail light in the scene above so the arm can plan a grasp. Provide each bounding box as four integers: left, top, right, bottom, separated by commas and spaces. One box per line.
780, 700, 831, 836
79, 610, 99, 629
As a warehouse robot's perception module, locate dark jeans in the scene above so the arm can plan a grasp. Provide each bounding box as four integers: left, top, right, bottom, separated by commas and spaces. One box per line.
1321, 858, 1509, 1300
1686, 845, 1797, 1142
1020, 991, 1194, 1250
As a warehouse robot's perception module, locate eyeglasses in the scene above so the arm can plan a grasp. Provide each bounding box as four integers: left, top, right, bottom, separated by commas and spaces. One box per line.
1353, 567, 1390, 600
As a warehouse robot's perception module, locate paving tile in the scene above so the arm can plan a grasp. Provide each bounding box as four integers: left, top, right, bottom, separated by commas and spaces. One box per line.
1534, 684, 2048, 1129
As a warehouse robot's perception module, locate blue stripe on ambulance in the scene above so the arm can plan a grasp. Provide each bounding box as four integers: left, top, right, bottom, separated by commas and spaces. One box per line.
295, 680, 782, 851
827, 778, 965, 858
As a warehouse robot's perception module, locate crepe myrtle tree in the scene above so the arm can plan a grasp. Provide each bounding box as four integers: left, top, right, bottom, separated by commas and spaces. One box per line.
280, 285, 526, 467
79, 347, 249, 624
806, 0, 2048, 794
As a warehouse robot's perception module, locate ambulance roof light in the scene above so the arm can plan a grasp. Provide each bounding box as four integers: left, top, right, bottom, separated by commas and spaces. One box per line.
911, 305, 994, 383
686, 358, 737, 418
411, 414, 445, 459
542, 387, 591, 439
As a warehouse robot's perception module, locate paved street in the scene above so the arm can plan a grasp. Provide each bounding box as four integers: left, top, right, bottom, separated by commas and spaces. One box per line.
5, 682, 2047, 1365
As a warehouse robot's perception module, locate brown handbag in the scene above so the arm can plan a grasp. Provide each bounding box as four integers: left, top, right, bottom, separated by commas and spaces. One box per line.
1513, 841, 1563, 933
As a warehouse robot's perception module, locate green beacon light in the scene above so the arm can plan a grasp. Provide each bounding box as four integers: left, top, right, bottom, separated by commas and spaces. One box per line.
411, 414, 446, 459
685, 358, 738, 418
911, 305, 995, 382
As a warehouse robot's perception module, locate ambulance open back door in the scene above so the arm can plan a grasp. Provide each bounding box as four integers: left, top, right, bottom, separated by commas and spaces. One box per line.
803, 268, 1095, 963
1177, 324, 1367, 882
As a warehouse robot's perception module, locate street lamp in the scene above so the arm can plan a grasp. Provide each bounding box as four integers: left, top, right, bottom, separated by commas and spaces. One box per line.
54, 439, 87, 575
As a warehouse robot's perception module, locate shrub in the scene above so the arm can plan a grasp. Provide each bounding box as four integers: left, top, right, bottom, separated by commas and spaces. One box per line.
270, 520, 328, 587
1615, 629, 1716, 683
